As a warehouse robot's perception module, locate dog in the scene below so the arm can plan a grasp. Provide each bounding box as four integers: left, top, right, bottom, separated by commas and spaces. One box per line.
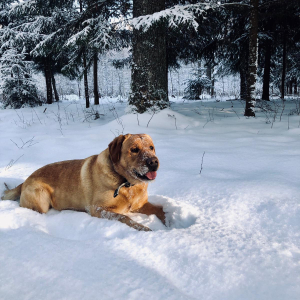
1, 134, 165, 231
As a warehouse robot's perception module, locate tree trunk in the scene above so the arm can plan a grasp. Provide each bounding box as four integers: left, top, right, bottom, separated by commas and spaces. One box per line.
78, 81, 81, 98
129, 0, 168, 113
83, 54, 90, 108
294, 81, 297, 95
262, 40, 272, 101
281, 33, 287, 99
93, 53, 100, 105
239, 44, 248, 100
240, 68, 247, 100
44, 59, 52, 104
79, 0, 89, 108
206, 62, 212, 95
51, 71, 59, 102
245, 0, 258, 117
288, 81, 293, 95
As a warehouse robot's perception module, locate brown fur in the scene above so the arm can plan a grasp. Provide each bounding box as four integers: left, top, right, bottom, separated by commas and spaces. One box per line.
1, 134, 165, 231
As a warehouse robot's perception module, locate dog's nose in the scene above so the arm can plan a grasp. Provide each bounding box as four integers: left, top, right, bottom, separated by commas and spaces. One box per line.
146, 157, 158, 171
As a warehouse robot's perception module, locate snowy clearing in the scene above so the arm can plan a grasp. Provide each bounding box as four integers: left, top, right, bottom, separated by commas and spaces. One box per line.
0, 98, 300, 300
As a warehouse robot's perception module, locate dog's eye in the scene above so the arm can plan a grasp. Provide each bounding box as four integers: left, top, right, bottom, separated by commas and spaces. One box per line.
131, 147, 139, 153
150, 146, 154, 150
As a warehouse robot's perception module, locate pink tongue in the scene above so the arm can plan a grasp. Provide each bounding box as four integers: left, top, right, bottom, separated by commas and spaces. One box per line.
145, 171, 157, 180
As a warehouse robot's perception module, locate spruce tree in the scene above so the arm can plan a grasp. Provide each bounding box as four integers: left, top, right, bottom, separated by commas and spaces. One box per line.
6, 0, 75, 104
0, 49, 40, 109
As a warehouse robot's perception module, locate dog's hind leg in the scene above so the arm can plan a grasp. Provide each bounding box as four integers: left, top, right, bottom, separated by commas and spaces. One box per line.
20, 183, 51, 214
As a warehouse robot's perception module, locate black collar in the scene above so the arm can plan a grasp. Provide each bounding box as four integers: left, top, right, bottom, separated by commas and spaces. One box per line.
113, 181, 131, 198
110, 154, 133, 198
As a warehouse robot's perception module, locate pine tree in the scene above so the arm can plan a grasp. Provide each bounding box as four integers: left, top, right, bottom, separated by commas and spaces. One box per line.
61, 0, 130, 107
184, 67, 211, 100
4, 0, 75, 104
0, 49, 40, 109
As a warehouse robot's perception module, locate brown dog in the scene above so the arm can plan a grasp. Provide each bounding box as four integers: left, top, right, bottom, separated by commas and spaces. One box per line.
2, 134, 165, 231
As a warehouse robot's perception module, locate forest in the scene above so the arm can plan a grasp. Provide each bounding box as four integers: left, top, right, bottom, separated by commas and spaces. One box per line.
0, 0, 299, 115
0, 1, 300, 300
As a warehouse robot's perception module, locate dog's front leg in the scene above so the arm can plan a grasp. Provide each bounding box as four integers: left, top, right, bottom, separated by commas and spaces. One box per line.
133, 202, 166, 225
89, 206, 152, 231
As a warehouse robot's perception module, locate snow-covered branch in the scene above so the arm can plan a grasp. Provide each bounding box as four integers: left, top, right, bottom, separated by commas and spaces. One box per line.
130, 2, 220, 31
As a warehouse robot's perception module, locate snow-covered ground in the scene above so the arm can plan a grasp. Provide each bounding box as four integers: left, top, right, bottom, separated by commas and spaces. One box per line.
0, 97, 300, 300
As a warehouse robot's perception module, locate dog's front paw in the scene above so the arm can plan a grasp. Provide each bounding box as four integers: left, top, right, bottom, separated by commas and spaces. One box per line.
154, 205, 166, 226
131, 221, 152, 232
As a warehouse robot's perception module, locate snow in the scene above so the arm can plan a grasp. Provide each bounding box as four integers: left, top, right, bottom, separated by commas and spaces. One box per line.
130, 3, 221, 31
1, 97, 300, 299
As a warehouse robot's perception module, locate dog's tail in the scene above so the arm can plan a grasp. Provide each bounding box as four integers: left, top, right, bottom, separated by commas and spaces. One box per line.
1, 183, 23, 200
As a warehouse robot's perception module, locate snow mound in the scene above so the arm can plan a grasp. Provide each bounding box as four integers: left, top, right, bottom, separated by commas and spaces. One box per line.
63, 94, 80, 101
130, 195, 199, 231
106, 108, 200, 131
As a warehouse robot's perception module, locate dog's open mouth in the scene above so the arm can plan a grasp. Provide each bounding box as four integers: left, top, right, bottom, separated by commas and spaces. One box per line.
134, 170, 157, 181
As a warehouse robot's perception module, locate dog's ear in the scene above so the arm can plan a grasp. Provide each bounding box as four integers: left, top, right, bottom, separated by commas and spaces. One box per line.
108, 135, 126, 165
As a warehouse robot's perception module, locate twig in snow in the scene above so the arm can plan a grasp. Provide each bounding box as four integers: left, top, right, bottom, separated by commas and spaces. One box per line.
192, 108, 201, 115
32, 108, 42, 124
200, 151, 206, 175
231, 108, 240, 119
109, 105, 124, 134
10, 136, 38, 149
5, 154, 24, 171
168, 114, 177, 130
147, 111, 156, 128
279, 100, 285, 121
110, 129, 117, 137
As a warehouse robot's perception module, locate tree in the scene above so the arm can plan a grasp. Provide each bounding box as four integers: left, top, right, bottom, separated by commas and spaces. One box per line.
62, 0, 130, 107
257, 0, 300, 100
0, 49, 40, 108
0, 0, 15, 27
184, 67, 211, 100
129, 0, 169, 113
244, 0, 258, 117
5, 0, 75, 104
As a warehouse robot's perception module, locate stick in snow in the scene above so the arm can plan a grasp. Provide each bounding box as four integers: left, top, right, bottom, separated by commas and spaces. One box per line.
200, 151, 206, 174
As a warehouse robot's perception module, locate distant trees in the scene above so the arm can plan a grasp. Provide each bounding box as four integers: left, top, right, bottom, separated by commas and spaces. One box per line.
0, 0, 130, 108
259, 0, 300, 101
184, 67, 211, 100
60, 0, 130, 108
0, 0, 299, 114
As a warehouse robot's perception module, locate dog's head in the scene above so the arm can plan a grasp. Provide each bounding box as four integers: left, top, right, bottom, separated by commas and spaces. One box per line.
109, 134, 159, 185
